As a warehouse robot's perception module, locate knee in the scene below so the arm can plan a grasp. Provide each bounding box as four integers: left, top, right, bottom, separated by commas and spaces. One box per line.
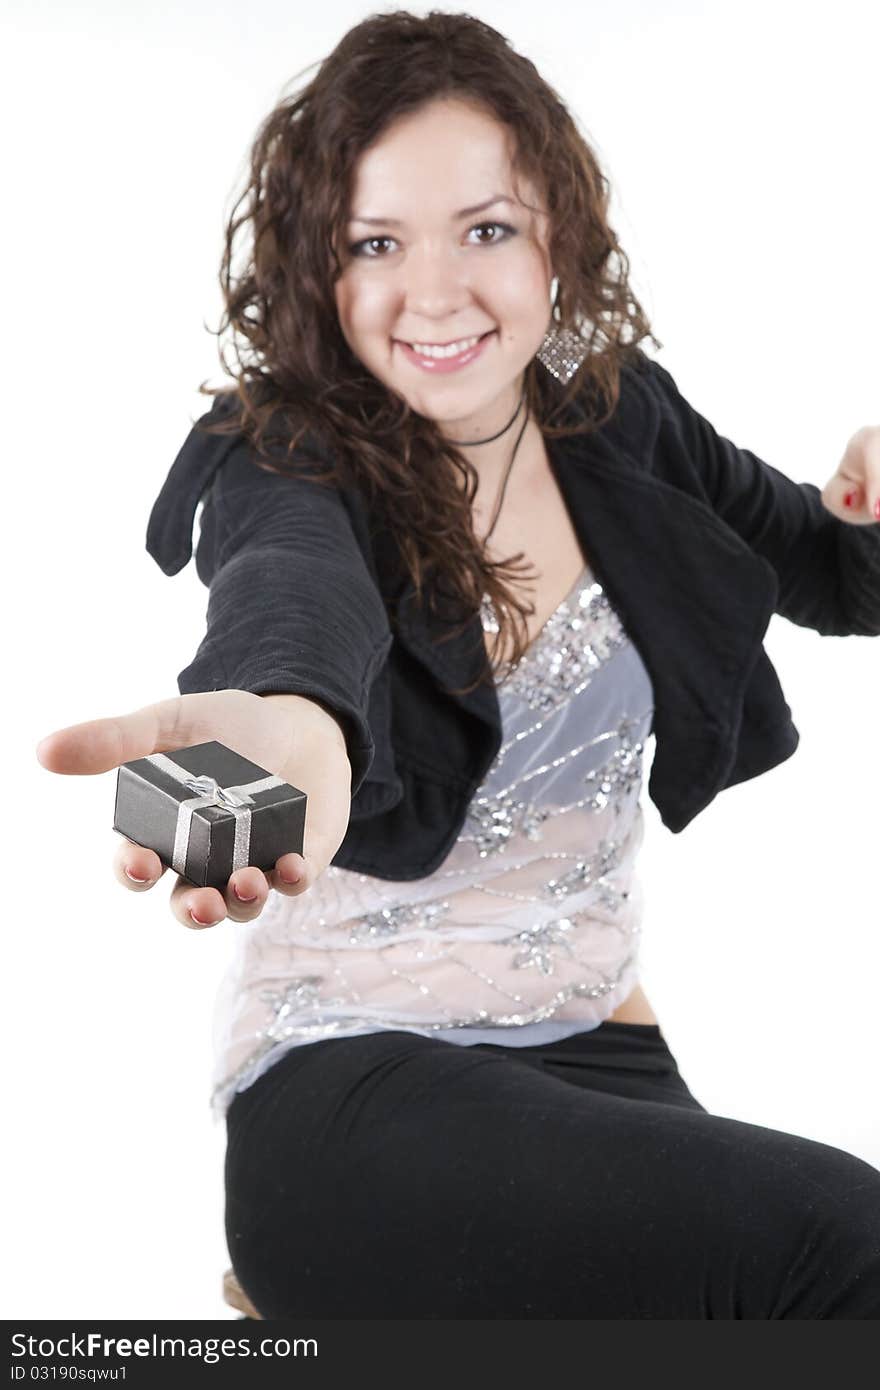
771, 1144, 880, 1319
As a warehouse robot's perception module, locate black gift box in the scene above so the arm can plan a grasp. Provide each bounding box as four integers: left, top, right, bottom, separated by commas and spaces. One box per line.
112, 740, 306, 891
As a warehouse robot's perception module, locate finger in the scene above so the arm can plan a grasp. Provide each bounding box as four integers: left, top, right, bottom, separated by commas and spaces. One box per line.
265, 851, 312, 898
169, 875, 228, 931
34, 691, 245, 777
263, 793, 345, 898
843, 482, 880, 524
35, 697, 187, 776
838, 481, 879, 522
823, 471, 858, 518
822, 475, 874, 524
224, 867, 271, 924
112, 836, 167, 892
829, 428, 880, 523
842, 482, 863, 513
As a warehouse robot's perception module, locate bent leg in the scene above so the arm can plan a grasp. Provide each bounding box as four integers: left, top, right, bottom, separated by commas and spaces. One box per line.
224, 1031, 880, 1319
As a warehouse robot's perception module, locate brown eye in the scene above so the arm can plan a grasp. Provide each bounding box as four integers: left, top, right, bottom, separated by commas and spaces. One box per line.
349, 236, 397, 258
468, 221, 516, 246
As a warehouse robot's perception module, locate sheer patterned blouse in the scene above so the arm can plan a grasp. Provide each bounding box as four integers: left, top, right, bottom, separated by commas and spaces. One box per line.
209, 560, 655, 1120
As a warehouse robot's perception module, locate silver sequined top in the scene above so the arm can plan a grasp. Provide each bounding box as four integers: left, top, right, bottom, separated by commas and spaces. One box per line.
209, 562, 655, 1120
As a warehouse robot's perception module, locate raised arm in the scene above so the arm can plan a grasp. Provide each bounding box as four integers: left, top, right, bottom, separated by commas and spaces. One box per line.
643, 358, 880, 637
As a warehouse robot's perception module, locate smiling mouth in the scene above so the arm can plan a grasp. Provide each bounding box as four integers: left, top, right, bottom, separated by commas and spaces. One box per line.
397, 330, 495, 358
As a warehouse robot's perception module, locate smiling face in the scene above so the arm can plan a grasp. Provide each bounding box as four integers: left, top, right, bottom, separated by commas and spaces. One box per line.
333, 96, 555, 442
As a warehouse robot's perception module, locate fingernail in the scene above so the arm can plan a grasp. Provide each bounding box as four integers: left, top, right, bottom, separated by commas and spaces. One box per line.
279, 854, 305, 883
190, 908, 219, 926
125, 868, 151, 884
844, 489, 858, 508
233, 883, 258, 902
874, 498, 880, 521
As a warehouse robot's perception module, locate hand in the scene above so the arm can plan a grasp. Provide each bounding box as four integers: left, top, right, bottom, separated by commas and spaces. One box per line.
35, 690, 353, 930
821, 426, 880, 524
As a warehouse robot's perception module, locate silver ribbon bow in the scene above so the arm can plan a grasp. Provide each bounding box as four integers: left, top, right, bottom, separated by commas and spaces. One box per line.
183, 773, 252, 810
146, 753, 284, 877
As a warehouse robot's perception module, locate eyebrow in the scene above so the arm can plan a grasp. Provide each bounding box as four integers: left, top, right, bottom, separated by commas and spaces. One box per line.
348, 194, 515, 227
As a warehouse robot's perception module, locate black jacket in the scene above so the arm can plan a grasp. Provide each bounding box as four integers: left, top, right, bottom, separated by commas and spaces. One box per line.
146, 354, 880, 879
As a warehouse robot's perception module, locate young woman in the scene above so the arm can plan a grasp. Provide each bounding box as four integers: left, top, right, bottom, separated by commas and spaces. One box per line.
37, 12, 880, 1318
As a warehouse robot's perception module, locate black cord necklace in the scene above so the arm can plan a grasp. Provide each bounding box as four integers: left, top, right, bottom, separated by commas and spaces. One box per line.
447, 380, 531, 659
456, 381, 529, 543
457, 381, 527, 446
483, 404, 530, 543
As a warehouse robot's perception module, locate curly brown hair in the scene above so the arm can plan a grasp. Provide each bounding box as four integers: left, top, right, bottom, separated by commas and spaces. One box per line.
196, 8, 662, 695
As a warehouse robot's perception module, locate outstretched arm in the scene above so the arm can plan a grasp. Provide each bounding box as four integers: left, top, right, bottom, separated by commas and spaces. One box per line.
146, 406, 393, 797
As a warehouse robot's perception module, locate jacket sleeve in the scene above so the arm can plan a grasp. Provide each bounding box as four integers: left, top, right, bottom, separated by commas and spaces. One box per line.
644, 357, 880, 637
145, 401, 394, 796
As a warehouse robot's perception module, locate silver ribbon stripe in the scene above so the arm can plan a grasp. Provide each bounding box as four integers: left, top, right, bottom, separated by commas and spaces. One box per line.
146, 752, 285, 876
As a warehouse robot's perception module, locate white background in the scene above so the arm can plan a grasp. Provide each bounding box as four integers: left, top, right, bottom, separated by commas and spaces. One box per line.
3, 0, 878, 1320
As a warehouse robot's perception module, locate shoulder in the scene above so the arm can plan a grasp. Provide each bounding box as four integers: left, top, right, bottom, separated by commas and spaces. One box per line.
561, 349, 678, 471
200, 390, 337, 485
145, 390, 348, 577
605, 349, 713, 475
617, 348, 689, 432
552, 351, 721, 506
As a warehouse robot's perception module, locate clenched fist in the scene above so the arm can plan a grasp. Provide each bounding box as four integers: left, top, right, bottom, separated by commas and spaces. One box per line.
821, 425, 880, 525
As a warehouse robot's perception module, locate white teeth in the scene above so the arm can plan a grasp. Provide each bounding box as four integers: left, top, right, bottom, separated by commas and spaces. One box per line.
409, 335, 482, 359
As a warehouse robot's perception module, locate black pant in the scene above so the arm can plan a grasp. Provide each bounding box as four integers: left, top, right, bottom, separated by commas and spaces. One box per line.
224, 1023, 880, 1318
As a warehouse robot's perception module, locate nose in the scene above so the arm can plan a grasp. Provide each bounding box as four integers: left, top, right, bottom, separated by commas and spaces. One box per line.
403, 244, 471, 321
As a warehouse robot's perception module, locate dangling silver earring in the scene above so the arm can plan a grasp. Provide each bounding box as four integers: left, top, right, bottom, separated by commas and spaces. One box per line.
536, 275, 588, 384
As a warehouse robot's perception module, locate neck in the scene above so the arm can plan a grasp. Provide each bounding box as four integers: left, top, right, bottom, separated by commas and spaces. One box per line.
454, 422, 547, 541
441, 380, 535, 488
